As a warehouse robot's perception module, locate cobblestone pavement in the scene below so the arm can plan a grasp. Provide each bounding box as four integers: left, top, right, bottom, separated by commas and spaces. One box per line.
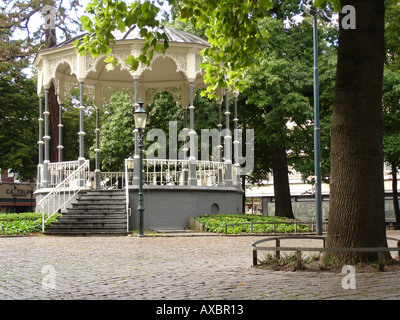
1, 231, 400, 300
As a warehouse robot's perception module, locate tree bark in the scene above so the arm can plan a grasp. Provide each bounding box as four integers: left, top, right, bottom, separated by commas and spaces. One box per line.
326, 0, 388, 262
45, 14, 59, 163
391, 161, 400, 229
49, 82, 60, 163
272, 147, 294, 219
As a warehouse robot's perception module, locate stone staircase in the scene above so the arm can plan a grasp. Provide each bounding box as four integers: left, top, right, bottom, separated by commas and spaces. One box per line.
45, 189, 128, 236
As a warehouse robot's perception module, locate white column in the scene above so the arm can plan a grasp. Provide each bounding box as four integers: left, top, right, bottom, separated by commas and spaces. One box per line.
42, 85, 51, 188
94, 107, 101, 189
188, 81, 197, 186
224, 89, 233, 186
182, 104, 189, 185
57, 101, 64, 162
132, 77, 140, 186
232, 90, 241, 188
94, 84, 102, 189
37, 94, 44, 188
78, 81, 86, 163
216, 96, 224, 186
57, 81, 65, 163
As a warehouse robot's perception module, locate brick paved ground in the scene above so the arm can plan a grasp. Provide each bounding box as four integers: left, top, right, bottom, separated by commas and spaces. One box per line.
1, 231, 400, 301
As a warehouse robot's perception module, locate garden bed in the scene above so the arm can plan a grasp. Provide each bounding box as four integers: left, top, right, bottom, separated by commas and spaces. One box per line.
0, 212, 60, 236
189, 214, 312, 234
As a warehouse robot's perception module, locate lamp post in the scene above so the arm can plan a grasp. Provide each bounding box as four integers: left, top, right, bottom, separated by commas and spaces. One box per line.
302, 0, 331, 235
133, 101, 148, 237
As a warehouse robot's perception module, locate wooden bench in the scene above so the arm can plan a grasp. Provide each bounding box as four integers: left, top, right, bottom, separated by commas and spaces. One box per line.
252, 235, 400, 271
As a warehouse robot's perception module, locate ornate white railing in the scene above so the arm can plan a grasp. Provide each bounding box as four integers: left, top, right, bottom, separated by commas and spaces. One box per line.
196, 160, 227, 186
142, 159, 189, 186
37, 160, 90, 232
48, 161, 80, 188
87, 171, 134, 189
125, 159, 229, 187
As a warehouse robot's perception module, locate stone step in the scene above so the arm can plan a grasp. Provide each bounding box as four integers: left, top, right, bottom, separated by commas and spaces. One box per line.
45, 189, 128, 236
59, 214, 126, 220
66, 210, 126, 215
47, 223, 127, 229
56, 218, 126, 224
81, 191, 126, 197
45, 230, 128, 236
67, 206, 126, 211
71, 200, 126, 206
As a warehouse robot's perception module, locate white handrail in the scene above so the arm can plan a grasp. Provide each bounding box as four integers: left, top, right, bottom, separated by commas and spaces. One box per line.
37, 160, 90, 232
48, 160, 80, 188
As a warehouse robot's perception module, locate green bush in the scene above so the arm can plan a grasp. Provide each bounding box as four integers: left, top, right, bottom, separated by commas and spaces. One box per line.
0, 213, 60, 235
194, 214, 312, 234
0, 212, 43, 221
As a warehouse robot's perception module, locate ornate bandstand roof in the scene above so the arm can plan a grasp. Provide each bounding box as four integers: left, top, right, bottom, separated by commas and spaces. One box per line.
34, 25, 210, 107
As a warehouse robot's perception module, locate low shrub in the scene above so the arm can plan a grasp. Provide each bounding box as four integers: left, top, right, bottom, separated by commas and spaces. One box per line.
193, 214, 312, 234
0, 213, 60, 235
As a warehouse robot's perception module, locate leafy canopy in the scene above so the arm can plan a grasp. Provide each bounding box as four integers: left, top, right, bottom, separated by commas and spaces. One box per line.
76, 0, 340, 99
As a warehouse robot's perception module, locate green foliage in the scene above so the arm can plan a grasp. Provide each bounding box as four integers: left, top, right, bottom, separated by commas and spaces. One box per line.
62, 88, 97, 163
76, 0, 342, 98
382, 1, 400, 169
385, 0, 400, 70
238, 16, 337, 185
0, 212, 44, 221
194, 214, 311, 234
0, 212, 60, 235
76, 0, 169, 72
96, 92, 136, 172
382, 68, 400, 166
0, 0, 82, 72
0, 70, 38, 180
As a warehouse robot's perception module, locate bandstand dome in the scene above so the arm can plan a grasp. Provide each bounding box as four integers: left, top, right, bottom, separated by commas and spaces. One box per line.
34, 25, 210, 108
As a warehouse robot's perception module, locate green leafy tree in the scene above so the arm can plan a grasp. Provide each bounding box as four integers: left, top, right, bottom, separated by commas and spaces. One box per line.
0, 0, 82, 70
62, 88, 96, 164
238, 16, 337, 218
239, 17, 314, 218
0, 0, 83, 179
96, 92, 136, 172
0, 70, 38, 180
382, 0, 400, 229
77, 0, 389, 263
289, 18, 338, 184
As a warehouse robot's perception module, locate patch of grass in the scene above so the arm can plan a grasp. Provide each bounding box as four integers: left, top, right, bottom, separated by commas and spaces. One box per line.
260, 252, 322, 271
258, 252, 400, 272
193, 214, 312, 234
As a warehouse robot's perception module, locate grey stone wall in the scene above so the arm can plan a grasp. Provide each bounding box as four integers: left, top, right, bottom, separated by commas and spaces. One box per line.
128, 186, 244, 231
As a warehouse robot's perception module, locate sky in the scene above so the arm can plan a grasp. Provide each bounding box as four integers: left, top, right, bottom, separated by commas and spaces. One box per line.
15, 0, 172, 42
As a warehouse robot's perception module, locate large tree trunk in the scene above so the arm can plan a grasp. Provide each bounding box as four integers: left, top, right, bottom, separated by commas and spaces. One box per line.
45, 9, 59, 163
272, 147, 294, 219
326, 0, 388, 262
49, 82, 60, 163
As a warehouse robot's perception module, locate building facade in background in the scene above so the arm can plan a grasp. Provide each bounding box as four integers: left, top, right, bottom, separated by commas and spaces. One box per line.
0, 170, 36, 213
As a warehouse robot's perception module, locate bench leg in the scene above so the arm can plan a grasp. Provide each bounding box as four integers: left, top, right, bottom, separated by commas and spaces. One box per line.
276, 239, 280, 259
296, 251, 302, 269
253, 250, 257, 266
378, 251, 384, 272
